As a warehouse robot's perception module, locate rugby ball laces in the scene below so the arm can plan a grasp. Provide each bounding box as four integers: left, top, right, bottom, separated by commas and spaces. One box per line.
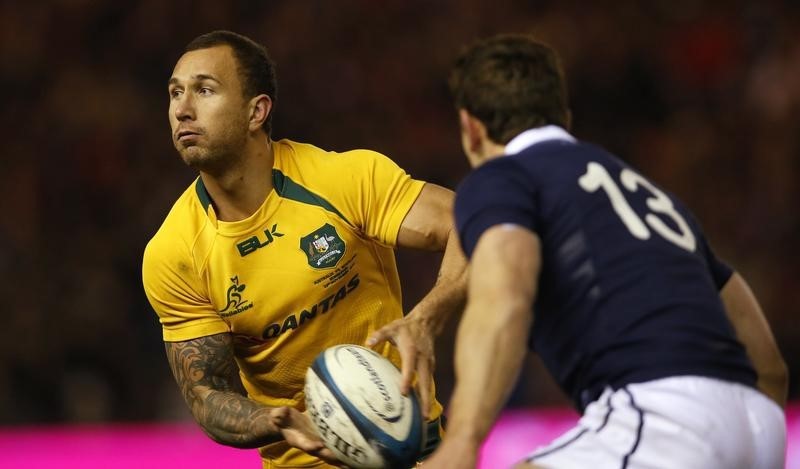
304, 344, 425, 469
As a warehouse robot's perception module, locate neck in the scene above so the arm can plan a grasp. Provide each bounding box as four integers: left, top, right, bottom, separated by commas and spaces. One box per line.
471, 140, 507, 168
201, 135, 275, 222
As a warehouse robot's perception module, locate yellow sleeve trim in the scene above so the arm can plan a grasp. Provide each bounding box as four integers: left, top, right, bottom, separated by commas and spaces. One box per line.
384, 179, 426, 246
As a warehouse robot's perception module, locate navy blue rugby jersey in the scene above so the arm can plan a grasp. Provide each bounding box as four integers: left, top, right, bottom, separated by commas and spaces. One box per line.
454, 127, 756, 410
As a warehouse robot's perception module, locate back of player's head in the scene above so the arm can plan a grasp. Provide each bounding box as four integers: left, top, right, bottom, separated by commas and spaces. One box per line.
185, 30, 278, 136
449, 34, 569, 144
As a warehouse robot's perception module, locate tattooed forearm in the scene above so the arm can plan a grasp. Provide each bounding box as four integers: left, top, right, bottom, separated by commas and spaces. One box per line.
165, 334, 281, 448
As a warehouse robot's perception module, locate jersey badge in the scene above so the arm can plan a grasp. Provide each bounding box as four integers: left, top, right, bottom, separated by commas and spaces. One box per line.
301, 223, 346, 269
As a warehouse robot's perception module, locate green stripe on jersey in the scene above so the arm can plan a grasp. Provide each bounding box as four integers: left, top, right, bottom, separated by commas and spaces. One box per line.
272, 169, 352, 226
195, 171, 352, 226
195, 177, 213, 212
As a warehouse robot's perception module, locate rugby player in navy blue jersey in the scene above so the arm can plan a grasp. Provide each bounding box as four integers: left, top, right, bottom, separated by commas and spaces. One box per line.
424, 35, 787, 469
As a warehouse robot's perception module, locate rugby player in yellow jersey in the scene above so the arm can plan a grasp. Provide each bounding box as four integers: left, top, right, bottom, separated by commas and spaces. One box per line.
141, 30, 466, 468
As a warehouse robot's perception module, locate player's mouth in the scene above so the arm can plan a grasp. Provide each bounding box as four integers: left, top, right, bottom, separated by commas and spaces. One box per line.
176, 129, 201, 143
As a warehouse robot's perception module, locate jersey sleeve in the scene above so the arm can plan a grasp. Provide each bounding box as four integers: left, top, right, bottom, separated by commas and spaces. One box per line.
455, 158, 537, 258
697, 233, 734, 290
338, 149, 425, 246
142, 236, 230, 342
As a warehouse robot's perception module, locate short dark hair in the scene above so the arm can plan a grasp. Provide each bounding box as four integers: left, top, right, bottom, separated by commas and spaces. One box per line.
448, 35, 569, 144
186, 30, 278, 136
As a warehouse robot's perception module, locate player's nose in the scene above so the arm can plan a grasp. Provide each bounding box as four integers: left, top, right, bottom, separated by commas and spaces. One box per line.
173, 93, 196, 121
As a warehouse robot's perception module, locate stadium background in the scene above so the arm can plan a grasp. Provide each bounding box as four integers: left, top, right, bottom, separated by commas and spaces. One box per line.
1, 0, 798, 466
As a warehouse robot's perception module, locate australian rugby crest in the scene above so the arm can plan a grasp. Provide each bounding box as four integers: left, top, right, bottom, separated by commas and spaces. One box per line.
301, 223, 346, 269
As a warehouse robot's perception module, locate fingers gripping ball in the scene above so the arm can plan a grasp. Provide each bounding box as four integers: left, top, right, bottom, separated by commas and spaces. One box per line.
304, 344, 425, 469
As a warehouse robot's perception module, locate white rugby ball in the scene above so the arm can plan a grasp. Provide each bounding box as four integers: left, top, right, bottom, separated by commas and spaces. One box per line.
304, 344, 424, 469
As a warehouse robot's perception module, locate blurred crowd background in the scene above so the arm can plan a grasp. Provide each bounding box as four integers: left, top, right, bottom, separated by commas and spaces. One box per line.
0, 0, 798, 424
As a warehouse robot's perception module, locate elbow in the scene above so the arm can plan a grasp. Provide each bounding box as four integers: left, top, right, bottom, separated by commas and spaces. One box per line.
426, 225, 451, 252
762, 358, 789, 392
190, 396, 280, 449
425, 207, 456, 252
756, 356, 789, 408
191, 409, 239, 447
198, 422, 267, 449
775, 358, 789, 386
199, 425, 236, 447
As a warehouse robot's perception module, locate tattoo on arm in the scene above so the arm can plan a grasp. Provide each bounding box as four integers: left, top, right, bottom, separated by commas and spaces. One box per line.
165, 334, 281, 448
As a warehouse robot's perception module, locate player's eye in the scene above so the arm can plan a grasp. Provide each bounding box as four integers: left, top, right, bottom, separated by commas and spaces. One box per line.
198, 87, 214, 96
169, 88, 183, 99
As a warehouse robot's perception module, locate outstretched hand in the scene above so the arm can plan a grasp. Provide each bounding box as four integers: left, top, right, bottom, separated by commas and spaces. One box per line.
365, 315, 435, 419
271, 406, 342, 466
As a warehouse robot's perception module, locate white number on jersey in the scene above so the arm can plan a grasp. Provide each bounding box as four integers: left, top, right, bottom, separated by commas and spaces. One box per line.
578, 162, 696, 252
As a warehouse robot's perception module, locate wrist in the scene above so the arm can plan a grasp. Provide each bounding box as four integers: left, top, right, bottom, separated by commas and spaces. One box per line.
405, 311, 442, 341
441, 419, 485, 447
252, 406, 287, 441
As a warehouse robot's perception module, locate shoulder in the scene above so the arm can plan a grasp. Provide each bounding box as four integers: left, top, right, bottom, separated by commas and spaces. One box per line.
457, 156, 532, 204
455, 157, 538, 250
274, 138, 416, 199
275, 139, 397, 172
474, 154, 528, 177
143, 180, 209, 275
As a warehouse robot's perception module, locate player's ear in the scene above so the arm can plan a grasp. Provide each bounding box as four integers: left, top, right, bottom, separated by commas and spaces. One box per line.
248, 94, 272, 132
458, 109, 485, 153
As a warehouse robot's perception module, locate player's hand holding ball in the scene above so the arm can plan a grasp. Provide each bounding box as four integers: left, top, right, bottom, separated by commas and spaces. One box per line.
366, 314, 436, 418
270, 406, 342, 466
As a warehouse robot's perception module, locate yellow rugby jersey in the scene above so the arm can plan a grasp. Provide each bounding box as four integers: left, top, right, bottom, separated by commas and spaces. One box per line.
142, 139, 443, 468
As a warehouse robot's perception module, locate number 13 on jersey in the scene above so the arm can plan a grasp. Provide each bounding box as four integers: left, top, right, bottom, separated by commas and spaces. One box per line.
578, 162, 696, 252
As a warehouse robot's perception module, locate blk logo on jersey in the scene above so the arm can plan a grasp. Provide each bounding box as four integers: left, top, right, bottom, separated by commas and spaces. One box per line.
237, 224, 284, 257
219, 275, 254, 318
301, 223, 345, 269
